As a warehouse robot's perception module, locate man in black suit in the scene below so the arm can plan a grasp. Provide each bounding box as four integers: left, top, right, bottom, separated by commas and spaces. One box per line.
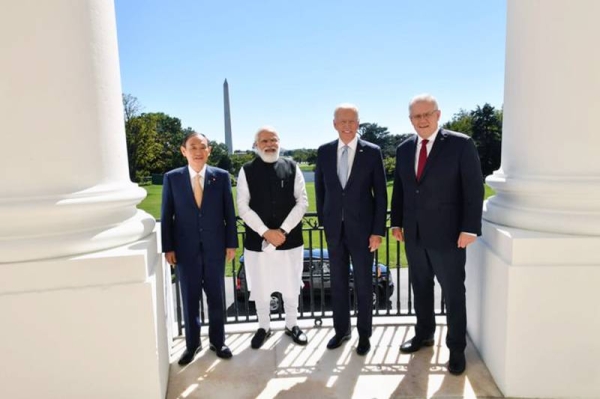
391, 94, 484, 375
315, 103, 387, 356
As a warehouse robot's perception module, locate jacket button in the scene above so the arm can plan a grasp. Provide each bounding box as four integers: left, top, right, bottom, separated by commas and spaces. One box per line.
416, 190, 420, 194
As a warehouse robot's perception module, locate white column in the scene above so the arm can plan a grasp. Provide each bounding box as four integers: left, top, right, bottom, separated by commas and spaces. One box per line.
0, 2, 170, 398
0, 0, 154, 263
485, 0, 600, 235
467, 1, 600, 398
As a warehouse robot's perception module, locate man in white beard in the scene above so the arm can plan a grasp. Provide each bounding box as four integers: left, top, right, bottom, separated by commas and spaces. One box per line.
236, 126, 309, 348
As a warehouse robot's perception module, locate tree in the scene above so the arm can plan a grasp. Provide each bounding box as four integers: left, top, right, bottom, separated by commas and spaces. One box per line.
443, 109, 473, 137
209, 141, 232, 172
122, 93, 142, 124
359, 123, 394, 157
443, 104, 502, 177
471, 104, 502, 177
230, 152, 256, 177
126, 114, 164, 182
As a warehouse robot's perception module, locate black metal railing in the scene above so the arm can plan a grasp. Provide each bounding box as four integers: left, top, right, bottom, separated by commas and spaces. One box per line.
171, 211, 446, 336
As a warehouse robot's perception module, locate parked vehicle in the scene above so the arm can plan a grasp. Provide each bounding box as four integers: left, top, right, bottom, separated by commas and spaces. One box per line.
235, 248, 394, 313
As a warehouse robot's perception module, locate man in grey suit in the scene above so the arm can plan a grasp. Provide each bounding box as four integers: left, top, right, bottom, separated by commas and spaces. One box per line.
391, 94, 484, 375
315, 103, 388, 356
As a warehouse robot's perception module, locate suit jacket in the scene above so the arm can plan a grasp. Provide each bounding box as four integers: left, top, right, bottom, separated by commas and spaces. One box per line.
161, 165, 238, 266
390, 129, 484, 250
315, 138, 387, 246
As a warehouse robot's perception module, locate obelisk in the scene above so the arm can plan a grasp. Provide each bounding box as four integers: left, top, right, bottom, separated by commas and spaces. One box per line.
223, 79, 233, 154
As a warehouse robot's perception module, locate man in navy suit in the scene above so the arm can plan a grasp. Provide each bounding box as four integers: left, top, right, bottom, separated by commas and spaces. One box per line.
391, 94, 484, 375
161, 132, 238, 365
315, 103, 387, 356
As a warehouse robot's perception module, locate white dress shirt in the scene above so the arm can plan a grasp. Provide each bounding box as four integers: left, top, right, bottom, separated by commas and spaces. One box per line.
338, 135, 358, 182
188, 164, 207, 190
414, 130, 438, 175
236, 163, 309, 237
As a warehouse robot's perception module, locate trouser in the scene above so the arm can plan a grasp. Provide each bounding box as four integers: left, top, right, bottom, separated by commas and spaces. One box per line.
405, 241, 467, 351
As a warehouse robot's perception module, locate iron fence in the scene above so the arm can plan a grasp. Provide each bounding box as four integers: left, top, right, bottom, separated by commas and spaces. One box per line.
172, 211, 446, 336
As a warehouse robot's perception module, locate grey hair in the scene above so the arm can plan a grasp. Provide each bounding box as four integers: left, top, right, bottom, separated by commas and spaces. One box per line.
333, 103, 360, 119
409, 94, 439, 112
253, 126, 279, 145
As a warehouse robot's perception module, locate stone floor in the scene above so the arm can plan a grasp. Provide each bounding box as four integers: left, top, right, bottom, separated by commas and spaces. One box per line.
166, 317, 504, 399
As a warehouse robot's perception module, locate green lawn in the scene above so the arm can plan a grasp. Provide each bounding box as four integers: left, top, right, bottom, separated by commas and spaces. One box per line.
140, 181, 495, 274
298, 164, 315, 172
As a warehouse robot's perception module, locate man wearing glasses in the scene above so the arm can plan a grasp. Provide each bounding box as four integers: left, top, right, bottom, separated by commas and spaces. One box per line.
390, 94, 484, 375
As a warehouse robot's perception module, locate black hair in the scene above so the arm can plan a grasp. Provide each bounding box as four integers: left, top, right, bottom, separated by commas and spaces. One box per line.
181, 131, 209, 147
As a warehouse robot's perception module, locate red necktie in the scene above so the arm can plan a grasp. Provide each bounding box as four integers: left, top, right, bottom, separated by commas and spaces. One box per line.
416, 139, 429, 181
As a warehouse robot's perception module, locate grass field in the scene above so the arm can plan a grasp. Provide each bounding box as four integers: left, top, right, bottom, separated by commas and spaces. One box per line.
140, 180, 495, 275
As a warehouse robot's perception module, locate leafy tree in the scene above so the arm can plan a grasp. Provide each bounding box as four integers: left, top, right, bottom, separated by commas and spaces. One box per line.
471, 104, 502, 177
230, 152, 256, 177
209, 141, 232, 172
122, 93, 142, 123
383, 157, 396, 179
443, 109, 473, 137
126, 114, 164, 182
359, 123, 412, 158
443, 104, 502, 177
289, 148, 317, 164
359, 123, 394, 157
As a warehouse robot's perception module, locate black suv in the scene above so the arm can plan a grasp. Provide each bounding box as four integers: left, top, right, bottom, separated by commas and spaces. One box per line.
235, 248, 394, 313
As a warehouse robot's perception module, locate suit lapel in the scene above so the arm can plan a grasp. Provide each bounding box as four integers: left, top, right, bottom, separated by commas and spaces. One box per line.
200, 166, 215, 210
327, 141, 343, 189
407, 135, 418, 181
180, 167, 197, 207
419, 129, 447, 182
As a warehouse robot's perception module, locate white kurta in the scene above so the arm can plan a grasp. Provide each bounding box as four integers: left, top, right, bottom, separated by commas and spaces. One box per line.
236, 162, 309, 302
243, 246, 304, 301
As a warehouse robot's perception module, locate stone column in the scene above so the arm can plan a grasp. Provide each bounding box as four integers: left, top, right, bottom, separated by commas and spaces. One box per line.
466, 0, 600, 397
484, 1, 600, 236
0, 2, 169, 398
0, 1, 154, 263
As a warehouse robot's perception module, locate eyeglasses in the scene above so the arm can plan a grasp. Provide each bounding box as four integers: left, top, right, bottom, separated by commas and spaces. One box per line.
409, 110, 438, 121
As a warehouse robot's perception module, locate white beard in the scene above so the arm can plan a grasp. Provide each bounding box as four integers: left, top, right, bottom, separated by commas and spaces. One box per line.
257, 148, 280, 163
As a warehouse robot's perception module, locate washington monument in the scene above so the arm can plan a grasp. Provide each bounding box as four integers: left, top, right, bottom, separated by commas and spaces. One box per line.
223, 79, 233, 154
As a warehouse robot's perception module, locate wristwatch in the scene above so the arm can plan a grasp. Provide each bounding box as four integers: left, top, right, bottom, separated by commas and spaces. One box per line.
279, 228, 288, 236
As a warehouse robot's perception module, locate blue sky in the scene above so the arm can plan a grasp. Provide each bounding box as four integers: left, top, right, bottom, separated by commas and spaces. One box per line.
115, 0, 506, 151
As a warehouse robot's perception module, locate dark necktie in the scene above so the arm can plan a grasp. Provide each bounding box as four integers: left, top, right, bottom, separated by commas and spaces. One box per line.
416, 139, 429, 181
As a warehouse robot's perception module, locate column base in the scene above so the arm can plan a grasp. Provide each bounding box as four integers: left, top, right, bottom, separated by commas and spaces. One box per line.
466, 220, 600, 398
485, 171, 600, 235
0, 230, 170, 399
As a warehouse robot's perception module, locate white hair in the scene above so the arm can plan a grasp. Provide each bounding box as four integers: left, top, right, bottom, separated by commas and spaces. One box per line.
409, 94, 439, 112
253, 125, 279, 145
333, 103, 360, 119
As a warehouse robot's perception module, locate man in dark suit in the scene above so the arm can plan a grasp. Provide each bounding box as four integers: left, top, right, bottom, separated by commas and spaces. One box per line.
315, 103, 388, 356
161, 132, 238, 365
391, 94, 484, 375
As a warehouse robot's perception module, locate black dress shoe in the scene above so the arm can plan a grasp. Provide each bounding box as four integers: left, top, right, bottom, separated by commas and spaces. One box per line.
210, 344, 233, 359
326, 333, 351, 349
178, 346, 201, 365
399, 336, 435, 353
356, 336, 371, 356
251, 328, 273, 349
285, 326, 308, 346
448, 351, 466, 375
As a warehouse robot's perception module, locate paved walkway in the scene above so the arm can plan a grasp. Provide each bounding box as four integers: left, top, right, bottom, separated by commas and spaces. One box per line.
166, 317, 503, 399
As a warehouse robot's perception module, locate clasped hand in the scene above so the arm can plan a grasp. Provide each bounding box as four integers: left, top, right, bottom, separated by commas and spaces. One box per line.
263, 229, 286, 247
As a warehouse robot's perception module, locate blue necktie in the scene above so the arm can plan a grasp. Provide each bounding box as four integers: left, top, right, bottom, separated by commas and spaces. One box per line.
338, 145, 349, 188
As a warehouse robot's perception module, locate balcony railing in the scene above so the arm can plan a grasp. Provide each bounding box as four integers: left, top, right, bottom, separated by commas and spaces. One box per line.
172, 211, 446, 337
